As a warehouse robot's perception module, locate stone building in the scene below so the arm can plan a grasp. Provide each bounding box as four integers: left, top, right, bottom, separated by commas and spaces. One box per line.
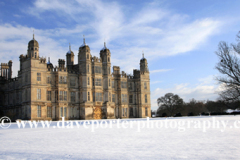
0, 35, 151, 120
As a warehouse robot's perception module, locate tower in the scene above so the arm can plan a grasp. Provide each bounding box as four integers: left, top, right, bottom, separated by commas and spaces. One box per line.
66, 43, 74, 66
100, 42, 112, 101
78, 36, 92, 119
139, 52, 150, 118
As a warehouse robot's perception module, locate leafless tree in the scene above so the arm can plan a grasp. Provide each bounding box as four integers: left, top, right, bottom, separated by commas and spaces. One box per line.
215, 31, 240, 102
157, 93, 183, 116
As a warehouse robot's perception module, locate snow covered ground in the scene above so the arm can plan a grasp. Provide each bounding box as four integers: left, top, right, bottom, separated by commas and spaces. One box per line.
0, 115, 240, 159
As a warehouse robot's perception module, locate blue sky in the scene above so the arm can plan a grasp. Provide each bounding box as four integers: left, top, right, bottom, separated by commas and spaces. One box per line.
0, 0, 240, 110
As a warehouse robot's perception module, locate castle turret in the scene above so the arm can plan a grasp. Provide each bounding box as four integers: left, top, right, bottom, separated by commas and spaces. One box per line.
66, 43, 74, 66
140, 53, 149, 73
27, 33, 39, 59
8, 60, 12, 79
58, 59, 65, 68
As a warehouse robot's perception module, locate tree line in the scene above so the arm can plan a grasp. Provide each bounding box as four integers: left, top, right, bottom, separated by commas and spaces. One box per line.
156, 93, 240, 117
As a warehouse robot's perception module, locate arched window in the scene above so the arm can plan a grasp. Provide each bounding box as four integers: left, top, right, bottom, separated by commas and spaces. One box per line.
35, 48, 37, 50
87, 54, 89, 59
108, 57, 110, 62
35, 52, 37, 58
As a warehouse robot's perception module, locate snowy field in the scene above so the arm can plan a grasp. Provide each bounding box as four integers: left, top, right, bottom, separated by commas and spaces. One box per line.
0, 115, 240, 159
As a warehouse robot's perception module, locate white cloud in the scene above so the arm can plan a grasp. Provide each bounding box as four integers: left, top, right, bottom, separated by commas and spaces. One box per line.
16, 0, 223, 74
151, 69, 172, 73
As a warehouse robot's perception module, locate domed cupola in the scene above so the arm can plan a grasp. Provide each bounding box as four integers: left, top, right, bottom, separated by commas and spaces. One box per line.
140, 52, 149, 73
79, 35, 89, 49
47, 57, 53, 66
28, 36, 39, 48
100, 41, 111, 63
27, 33, 39, 59
66, 43, 74, 56
66, 43, 74, 66
78, 36, 91, 62
101, 42, 109, 51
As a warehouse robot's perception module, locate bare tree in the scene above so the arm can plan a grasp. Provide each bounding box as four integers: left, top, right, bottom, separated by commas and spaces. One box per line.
157, 93, 183, 116
215, 31, 240, 102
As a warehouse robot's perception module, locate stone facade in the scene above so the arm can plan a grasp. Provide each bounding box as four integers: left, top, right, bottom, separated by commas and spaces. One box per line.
0, 35, 151, 120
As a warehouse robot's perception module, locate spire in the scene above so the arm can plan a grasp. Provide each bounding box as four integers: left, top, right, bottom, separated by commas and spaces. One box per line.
69, 43, 71, 51
47, 57, 51, 65
142, 50, 144, 58
101, 39, 107, 51
83, 35, 85, 45
33, 30, 35, 40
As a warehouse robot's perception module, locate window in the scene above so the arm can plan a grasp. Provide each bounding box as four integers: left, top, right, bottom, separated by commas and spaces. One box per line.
37, 89, 41, 100
112, 80, 114, 88
87, 64, 89, 73
37, 73, 41, 81
121, 82, 127, 88
87, 54, 89, 59
144, 82, 147, 89
55, 91, 58, 101
109, 79, 110, 86
88, 92, 90, 101
130, 108, 133, 117
121, 94, 127, 103
35, 52, 37, 58
129, 95, 133, 103
95, 78, 102, 86
47, 76, 51, 84
94, 66, 102, 74
95, 92, 103, 101
64, 108, 67, 118
59, 91, 63, 101
35, 48, 37, 50
109, 93, 111, 102
108, 57, 110, 62
25, 74, 28, 83
71, 92, 75, 102
92, 78, 94, 86
108, 67, 110, 74
37, 105, 41, 117
47, 106, 51, 117
60, 107, 63, 117
70, 78, 75, 86
129, 83, 132, 90
145, 107, 148, 116
47, 91, 51, 101
64, 91, 67, 101
122, 108, 125, 117
88, 77, 90, 85
145, 94, 147, 103
59, 76, 67, 84
112, 94, 115, 102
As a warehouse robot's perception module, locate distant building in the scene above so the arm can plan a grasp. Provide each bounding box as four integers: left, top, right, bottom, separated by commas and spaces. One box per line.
0, 35, 151, 120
